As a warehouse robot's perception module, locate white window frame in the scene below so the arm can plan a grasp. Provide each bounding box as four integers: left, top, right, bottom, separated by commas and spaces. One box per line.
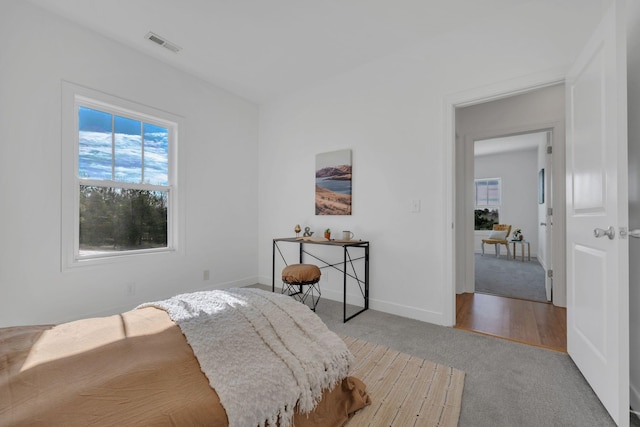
61, 81, 184, 269
474, 177, 501, 207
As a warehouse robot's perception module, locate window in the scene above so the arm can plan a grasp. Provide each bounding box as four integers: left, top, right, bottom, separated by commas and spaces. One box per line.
474, 178, 501, 230
62, 82, 181, 267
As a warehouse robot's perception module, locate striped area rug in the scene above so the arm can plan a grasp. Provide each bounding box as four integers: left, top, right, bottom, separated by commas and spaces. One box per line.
343, 336, 465, 427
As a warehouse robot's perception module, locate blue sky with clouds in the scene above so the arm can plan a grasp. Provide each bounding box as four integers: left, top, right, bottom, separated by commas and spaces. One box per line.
79, 107, 168, 186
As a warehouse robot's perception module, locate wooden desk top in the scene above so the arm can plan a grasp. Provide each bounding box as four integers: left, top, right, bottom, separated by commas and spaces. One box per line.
274, 237, 369, 246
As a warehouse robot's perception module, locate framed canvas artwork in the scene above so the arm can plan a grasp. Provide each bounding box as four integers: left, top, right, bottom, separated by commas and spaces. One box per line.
315, 149, 352, 215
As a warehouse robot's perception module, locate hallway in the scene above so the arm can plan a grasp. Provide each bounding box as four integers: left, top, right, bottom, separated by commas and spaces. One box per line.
455, 292, 566, 352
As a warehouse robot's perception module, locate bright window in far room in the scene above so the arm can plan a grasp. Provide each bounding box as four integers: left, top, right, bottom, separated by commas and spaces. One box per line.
62, 82, 181, 267
474, 178, 501, 230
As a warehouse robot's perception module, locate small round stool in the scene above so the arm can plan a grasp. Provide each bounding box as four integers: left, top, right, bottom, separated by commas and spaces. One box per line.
281, 264, 321, 311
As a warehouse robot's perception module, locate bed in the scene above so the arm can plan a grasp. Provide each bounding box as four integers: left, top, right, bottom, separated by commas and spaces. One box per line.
0, 288, 370, 426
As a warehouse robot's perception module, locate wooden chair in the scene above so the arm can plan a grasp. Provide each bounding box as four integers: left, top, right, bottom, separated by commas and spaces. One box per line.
481, 224, 512, 258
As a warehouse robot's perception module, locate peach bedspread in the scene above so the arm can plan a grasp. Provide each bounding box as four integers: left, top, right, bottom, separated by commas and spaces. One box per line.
0, 307, 369, 426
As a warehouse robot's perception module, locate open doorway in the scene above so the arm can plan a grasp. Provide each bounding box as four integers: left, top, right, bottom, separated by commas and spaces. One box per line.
473, 131, 549, 303
453, 84, 567, 350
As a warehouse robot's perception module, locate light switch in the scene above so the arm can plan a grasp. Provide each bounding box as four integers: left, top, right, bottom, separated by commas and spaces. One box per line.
411, 199, 421, 213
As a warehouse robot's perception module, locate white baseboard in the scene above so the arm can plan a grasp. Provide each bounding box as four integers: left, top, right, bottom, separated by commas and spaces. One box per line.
251, 280, 453, 325
194, 275, 259, 292
538, 256, 548, 271
260, 280, 449, 326
368, 297, 448, 325
258, 275, 275, 288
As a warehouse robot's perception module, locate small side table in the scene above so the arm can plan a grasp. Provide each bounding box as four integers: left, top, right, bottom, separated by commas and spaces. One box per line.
511, 240, 530, 261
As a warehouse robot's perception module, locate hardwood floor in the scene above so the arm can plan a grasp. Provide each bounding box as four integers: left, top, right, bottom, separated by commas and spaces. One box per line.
455, 292, 567, 352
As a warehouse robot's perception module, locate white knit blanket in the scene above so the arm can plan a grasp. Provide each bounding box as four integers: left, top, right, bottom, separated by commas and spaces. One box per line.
137, 288, 352, 427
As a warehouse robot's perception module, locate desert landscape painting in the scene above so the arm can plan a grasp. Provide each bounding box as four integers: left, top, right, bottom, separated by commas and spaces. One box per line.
315, 149, 352, 215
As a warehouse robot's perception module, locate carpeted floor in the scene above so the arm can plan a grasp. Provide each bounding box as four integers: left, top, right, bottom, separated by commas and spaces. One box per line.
475, 253, 547, 302
306, 293, 628, 427
251, 284, 635, 427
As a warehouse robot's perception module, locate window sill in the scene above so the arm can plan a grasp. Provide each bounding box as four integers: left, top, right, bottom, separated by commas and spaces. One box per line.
63, 247, 179, 271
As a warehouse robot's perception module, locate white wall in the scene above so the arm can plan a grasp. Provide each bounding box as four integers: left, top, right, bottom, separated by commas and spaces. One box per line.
0, 1, 259, 326
626, 0, 640, 413
257, 15, 586, 324
473, 148, 539, 255
0, 1, 609, 330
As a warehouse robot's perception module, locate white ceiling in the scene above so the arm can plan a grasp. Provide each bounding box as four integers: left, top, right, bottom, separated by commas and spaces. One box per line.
25, 0, 604, 103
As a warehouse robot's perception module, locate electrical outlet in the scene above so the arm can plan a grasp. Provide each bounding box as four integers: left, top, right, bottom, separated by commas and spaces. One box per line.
203, 270, 210, 281
126, 282, 136, 295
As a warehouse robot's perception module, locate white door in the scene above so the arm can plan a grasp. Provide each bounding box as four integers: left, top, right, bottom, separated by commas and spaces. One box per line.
566, 1, 629, 425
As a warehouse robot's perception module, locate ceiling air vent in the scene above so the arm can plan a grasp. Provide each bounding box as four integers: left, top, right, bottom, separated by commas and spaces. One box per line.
145, 32, 181, 53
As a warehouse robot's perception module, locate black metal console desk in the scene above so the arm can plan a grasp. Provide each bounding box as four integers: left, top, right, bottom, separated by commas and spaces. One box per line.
272, 237, 369, 322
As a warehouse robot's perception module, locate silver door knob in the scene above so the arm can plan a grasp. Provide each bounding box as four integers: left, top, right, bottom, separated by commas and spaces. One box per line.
629, 229, 640, 238
594, 226, 615, 240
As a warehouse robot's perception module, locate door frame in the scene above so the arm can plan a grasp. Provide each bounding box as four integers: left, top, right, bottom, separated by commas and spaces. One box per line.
465, 128, 555, 301
442, 69, 567, 326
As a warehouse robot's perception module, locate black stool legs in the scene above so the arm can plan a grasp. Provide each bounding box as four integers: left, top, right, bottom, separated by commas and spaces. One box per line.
281, 279, 321, 311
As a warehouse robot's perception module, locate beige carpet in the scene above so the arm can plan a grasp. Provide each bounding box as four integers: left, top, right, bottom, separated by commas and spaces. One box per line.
344, 336, 465, 427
